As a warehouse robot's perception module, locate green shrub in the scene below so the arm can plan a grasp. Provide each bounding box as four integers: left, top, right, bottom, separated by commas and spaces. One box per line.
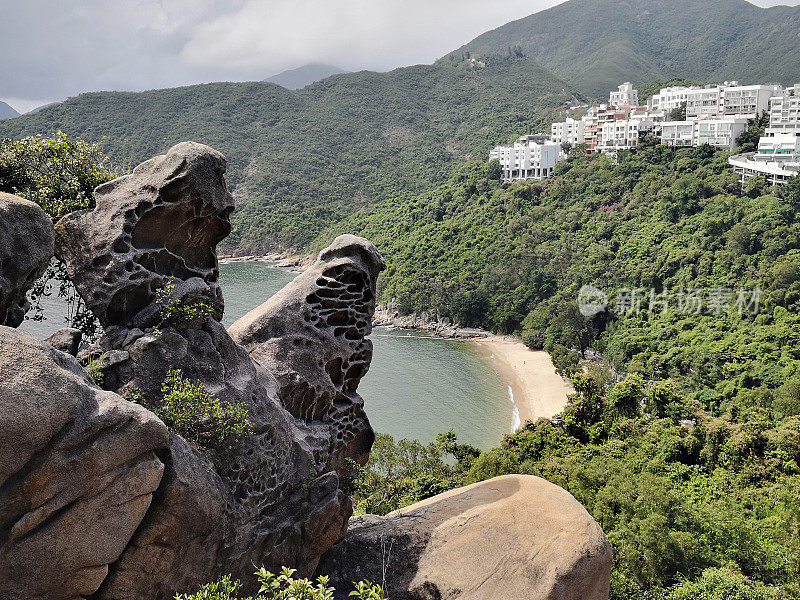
668, 568, 776, 600
155, 278, 218, 331
175, 568, 384, 600
157, 370, 253, 450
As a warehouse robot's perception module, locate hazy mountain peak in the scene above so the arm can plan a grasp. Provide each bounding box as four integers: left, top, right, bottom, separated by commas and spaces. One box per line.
0, 101, 20, 120
264, 63, 349, 90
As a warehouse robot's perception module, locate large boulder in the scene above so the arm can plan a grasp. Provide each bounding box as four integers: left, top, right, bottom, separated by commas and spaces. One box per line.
48, 142, 384, 598
230, 234, 385, 468
316, 475, 613, 600
0, 192, 54, 327
0, 326, 169, 600
55, 141, 233, 332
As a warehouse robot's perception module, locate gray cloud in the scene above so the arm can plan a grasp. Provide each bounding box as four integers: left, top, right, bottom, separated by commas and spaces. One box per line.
1, 0, 798, 113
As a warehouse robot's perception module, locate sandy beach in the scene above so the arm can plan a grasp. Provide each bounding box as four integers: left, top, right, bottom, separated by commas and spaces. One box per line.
471, 335, 573, 426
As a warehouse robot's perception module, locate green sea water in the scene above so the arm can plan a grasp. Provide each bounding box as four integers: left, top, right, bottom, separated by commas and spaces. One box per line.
20, 261, 513, 449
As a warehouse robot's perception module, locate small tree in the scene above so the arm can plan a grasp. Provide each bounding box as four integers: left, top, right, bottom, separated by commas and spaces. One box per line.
0, 133, 118, 338
669, 102, 687, 121
782, 175, 800, 207
486, 159, 502, 181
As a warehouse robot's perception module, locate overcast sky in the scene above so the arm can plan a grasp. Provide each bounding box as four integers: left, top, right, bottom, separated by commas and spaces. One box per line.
2, 0, 799, 113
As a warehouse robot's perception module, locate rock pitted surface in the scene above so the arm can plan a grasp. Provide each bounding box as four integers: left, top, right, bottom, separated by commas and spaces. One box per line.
0, 192, 54, 327
0, 326, 169, 600
230, 234, 385, 468
55, 141, 233, 331
38, 142, 383, 598
317, 475, 613, 600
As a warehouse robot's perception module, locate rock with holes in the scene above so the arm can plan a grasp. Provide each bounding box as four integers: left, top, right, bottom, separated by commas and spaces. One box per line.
54, 141, 233, 332
229, 234, 385, 468
317, 475, 613, 600
0, 326, 169, 600
48, 144, 384, 598
0, 192, 54, 327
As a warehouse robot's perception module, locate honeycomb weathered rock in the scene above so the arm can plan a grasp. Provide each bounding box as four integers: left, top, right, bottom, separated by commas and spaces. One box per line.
230, 235, 385, 469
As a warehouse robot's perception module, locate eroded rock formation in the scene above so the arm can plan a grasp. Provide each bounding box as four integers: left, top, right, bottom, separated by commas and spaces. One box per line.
44, 141, 383, 598
317, 475, 613, 600
0, 192, 54, 327
55, 141, 232, 333
229, 234, 385, 468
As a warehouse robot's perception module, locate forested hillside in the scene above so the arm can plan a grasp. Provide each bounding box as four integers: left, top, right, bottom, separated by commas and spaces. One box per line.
0, 57, 575, 251
330, 143, 800, 599
320, 140, 800, 407
446, 0, 800, 98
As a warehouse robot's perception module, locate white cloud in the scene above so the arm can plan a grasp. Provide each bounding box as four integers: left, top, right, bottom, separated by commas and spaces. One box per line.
1, 0, 799, 109
179, 0, 562, 72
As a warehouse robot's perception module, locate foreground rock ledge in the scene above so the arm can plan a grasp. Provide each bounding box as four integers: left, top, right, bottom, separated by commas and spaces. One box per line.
317, 475, 613, 600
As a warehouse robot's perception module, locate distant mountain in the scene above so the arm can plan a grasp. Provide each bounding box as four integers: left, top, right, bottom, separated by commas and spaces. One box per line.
27, 102, 58, 115
444, 0, 800, 98
264, 63, 349, 90
0, 101, 19, 120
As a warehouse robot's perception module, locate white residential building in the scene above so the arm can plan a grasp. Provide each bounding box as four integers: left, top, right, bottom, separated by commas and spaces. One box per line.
648, 86, 693, 118
551, 118, 586, 147
659, 117, 749, 151
489, 137, 563, 182
730, 85, 800, 185
685, 82, 783, 119
609, 82, 639, 108
597, 119, 646, 152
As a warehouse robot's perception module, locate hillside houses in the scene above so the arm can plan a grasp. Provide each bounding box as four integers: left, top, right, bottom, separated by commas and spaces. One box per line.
490, 81, 800, 184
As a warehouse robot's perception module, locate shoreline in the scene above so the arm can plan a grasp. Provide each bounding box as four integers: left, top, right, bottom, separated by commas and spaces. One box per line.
470, 335, 573, 426
373, 306, 573, 427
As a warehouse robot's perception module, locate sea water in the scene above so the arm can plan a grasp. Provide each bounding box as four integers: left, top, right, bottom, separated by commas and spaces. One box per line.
19, 261, 513, 449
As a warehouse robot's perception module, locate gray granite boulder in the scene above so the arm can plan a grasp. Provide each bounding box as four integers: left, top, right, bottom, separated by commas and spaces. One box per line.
55, 141, 233, 331
0, 326, 169, 600
0, 192, 54, 327
45, 143, 383, 598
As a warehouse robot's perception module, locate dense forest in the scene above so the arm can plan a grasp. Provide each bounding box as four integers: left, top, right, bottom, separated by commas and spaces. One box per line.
447, 0, 800, 98
0, 56, 575, 251
313, 141, 800, 598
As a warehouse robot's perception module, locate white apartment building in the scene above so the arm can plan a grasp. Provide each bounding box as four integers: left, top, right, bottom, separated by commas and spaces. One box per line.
659, 117, 749, 151
597, 119, 645, 152
685, 82, 783, 119
489, 137, 563, 182
648, 86, 693, 118
730, 85, 800, 185
551, 118, 586, 147
609, 82, 639, 107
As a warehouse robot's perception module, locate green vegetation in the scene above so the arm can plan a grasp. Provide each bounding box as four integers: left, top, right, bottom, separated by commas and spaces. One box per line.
355, 372, 800, 599
0, 131, 117, 220
1, 132, 118, 337
318, 141, 800, 597
176, 568, 384, 600
155, 278, 220, 331
157, 370, 253, 450
0, 58, 572, 252
446, 0, 800, 99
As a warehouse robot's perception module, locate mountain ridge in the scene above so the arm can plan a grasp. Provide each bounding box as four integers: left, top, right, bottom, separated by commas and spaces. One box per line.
443, 0, 800, 97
